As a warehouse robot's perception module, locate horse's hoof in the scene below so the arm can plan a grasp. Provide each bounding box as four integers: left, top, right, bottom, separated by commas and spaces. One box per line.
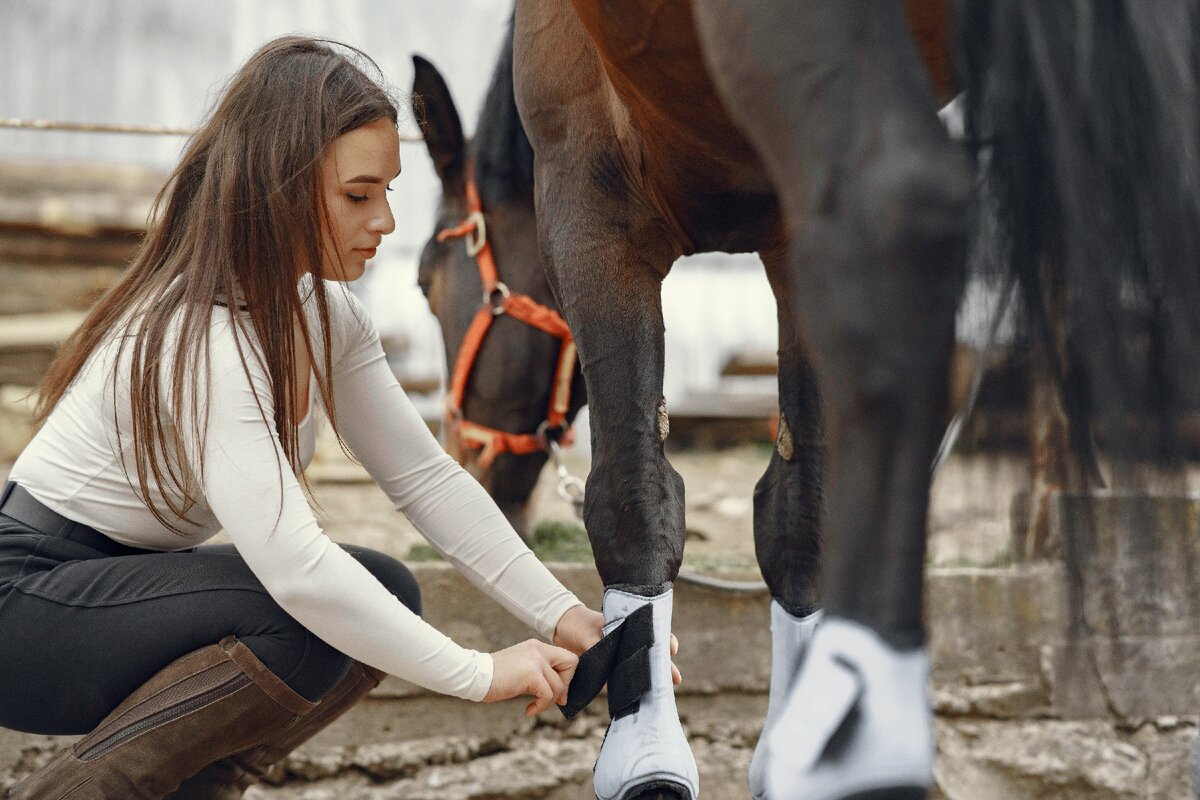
592, 587, 700, 800
838, 790, 928, 800
748, 601, 822, 799
764, 617, 933, 800
622, 779, 694, 800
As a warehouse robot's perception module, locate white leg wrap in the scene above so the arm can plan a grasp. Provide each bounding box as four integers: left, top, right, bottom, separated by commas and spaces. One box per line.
765, 617, 933, 800
593, 587, 700, 800
748, 601, 822, 799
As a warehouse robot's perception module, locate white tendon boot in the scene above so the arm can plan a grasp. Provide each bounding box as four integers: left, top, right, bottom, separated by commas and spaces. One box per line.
765, 617, 933, 800
748, 601, 822, 800
593, 586, 700, 800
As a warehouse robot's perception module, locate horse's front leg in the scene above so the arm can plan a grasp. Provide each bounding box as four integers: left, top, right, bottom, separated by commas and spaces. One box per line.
541, 191, 696, 799
531, 154, 696, 800
694, 2, 970, 799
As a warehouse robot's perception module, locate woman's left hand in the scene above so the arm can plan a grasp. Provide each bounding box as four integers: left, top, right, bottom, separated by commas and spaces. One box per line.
552, 604, 604, 654
552, 604, 683, 686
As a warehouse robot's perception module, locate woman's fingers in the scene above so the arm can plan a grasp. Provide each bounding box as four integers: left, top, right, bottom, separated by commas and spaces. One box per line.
525, 650, 572, 716
486, 640, 579, 715
670, 634, 681, 684
543, 662, 566, 710
546, 644, 578, 696
525, 668, 557, 716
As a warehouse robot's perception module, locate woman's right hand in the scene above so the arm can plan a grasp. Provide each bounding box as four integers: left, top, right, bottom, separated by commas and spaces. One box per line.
485, 639, 580, 716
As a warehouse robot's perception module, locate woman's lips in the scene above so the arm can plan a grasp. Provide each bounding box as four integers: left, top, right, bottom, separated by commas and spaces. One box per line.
353, 247, 377, 260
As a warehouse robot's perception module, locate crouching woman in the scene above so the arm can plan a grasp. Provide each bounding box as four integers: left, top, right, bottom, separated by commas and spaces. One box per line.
0, 35, 601, 799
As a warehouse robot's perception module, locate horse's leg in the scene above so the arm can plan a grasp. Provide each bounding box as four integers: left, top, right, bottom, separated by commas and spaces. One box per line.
693, 2, 970, 798
515, 73, 696, 798
535, 182, 696, 800
748, 247, 824, 800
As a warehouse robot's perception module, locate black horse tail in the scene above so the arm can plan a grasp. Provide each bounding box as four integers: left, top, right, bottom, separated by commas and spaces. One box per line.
957, 0, 1200, 472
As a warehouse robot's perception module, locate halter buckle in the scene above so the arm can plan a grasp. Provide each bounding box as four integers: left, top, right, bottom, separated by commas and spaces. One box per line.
486, 282, 511, 315
464, 210, 487, 256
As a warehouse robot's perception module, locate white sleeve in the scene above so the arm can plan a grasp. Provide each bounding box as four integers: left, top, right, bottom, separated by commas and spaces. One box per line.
178, 315, 494, 701
326, 292, 583, 641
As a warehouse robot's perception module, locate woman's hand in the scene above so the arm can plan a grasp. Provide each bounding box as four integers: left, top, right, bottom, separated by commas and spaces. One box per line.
552, 604, 604, 654
485, 639, 579, 716
552, 604, 683, 686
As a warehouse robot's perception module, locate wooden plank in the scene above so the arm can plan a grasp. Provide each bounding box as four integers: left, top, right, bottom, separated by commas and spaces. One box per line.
0, 312, 85, 350
720, 349, 777, 377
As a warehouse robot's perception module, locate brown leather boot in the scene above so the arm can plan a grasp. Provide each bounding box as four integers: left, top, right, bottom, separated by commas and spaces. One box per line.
165, 660, 386, 799
10, 637, 316, 799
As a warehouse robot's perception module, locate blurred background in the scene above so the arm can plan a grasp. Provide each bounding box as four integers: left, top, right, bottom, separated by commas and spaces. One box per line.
3, 4, 1196, 798
0, 0, 798, 464
0, 0, 1035, 566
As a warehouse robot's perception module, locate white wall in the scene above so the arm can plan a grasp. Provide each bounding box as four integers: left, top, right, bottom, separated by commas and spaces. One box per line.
4, 3, 1009, 447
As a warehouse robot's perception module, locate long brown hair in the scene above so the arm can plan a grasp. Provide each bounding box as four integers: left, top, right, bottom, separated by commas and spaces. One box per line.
35, 36, 399, 533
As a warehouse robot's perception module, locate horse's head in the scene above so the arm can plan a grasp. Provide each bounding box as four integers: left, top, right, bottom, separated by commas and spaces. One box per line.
411, 52, 586, 539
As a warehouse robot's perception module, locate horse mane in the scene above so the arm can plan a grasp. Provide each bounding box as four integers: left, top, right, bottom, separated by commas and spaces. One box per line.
959, 0, 1200, 466
473, 16, 535, 205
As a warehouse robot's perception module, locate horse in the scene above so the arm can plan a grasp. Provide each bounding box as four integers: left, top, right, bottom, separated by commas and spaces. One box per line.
411, 39, 587, 542
418, 3, 1200, 799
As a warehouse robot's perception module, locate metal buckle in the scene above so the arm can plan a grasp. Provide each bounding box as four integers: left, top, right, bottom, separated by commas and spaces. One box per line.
464, 210, 487, 256
486, 282, 511, 316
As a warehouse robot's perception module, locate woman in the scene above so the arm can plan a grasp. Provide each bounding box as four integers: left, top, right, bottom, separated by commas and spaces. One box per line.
0, 36, 603, 799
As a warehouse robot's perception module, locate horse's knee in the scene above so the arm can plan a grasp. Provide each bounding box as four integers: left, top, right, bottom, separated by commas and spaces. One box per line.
856, 147, 971, 259
344, 545, 422, 616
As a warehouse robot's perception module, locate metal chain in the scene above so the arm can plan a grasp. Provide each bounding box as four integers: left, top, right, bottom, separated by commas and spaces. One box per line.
548, 440, 585, 519
548, 440, 768, 593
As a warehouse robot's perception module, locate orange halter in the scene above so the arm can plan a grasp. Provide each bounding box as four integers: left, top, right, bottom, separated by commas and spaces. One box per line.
435, 168, 577, 469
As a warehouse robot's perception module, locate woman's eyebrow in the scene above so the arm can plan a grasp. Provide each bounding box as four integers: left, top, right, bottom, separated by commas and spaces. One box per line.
344, 168, 402, 184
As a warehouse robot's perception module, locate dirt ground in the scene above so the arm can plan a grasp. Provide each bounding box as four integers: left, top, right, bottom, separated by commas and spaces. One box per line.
0, 433, 1024, 571
292, 432, 1026, 577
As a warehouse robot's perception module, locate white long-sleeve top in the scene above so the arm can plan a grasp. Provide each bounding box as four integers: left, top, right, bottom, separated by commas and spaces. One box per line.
9, 281, 582, 701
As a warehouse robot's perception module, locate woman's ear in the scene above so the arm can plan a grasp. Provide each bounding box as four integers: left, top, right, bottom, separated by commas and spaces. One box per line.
412, 54, 466, 186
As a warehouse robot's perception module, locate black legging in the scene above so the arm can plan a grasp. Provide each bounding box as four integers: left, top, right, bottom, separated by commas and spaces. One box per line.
0, 510, 420, 736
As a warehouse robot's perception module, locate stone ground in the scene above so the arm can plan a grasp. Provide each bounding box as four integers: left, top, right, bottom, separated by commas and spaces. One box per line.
2, 444, 1198, 799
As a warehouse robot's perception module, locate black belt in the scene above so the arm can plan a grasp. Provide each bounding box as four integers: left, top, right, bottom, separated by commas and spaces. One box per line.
0, 481, 159, 557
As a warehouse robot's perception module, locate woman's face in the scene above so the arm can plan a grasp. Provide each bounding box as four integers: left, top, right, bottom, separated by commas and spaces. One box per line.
320, 118, 400, 282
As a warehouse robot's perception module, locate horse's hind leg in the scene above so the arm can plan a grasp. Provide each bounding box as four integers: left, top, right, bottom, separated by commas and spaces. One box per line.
748, 248, 825, 800
694, 2, 970, 798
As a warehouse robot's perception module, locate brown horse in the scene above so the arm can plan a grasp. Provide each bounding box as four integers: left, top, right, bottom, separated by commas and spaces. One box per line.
412, 41, 587, 541
419, 3, 1200, 799
510, 3, 961, 798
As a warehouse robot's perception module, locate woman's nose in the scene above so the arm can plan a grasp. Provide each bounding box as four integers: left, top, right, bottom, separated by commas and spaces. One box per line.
371, 201, 396, 236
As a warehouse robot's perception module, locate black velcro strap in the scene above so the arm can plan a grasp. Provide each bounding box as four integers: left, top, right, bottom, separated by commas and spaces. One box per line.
558, 602, 655, 720
607, 643, 651, 719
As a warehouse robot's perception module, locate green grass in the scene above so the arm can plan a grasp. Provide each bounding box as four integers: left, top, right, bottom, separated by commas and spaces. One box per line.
528, 520, 594, 562
681, 551, 761, 574
405, 543, 445, 562
928, 547, 1019, 569
404, 519, 594, 564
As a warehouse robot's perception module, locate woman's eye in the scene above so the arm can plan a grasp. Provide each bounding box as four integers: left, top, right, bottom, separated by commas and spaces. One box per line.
347, 193, 368, 203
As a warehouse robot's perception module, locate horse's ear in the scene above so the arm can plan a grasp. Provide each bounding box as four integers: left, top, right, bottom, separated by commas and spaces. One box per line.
412, 54, 466, 186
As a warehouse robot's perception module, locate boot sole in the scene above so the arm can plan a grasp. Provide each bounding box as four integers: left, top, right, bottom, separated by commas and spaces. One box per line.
752, 787, 926, 800
842, 788, 927, 800
610, 779, 694, 800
